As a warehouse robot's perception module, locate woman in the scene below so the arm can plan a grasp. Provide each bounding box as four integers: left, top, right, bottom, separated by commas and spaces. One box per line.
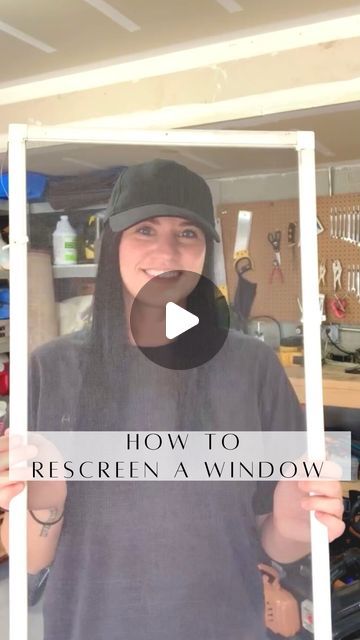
1, 159, 345, 640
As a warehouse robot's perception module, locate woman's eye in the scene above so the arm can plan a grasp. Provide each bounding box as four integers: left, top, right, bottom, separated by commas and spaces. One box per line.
136, 226, 154, 236
179, 229, 198, 238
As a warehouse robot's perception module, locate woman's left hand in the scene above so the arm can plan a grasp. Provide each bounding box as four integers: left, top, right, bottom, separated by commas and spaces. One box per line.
273, 477, 346, 544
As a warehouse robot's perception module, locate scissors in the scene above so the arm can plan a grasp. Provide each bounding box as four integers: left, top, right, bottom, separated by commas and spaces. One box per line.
267, 230, 281, 265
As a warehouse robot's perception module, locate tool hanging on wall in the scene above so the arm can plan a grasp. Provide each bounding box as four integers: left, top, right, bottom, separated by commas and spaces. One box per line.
232, 210, 257, 325
330, 205, 360, 245
268, 230, 281, 264
329, 295, 347, 319
298, 295, 327, 323
233, 210, 254, 275
287, 222, 297, 270
347, 265, 360, 303
213, 216, 229, 301
332, 259, 343, 291
267, 230, 284, 284
319, 261, 326, 289
317, 216, 325, 234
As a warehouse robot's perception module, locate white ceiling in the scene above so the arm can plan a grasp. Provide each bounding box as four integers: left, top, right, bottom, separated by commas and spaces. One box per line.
1, 0, 360, 84
1, 1, 360, 177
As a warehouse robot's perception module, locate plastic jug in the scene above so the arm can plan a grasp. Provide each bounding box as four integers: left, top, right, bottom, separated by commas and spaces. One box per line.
52, 215, 77, 265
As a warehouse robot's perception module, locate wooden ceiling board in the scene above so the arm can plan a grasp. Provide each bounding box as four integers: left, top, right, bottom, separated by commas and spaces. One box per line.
1, 0, 360, 82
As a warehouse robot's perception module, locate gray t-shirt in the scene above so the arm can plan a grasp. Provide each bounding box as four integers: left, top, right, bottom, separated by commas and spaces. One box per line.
29, 329, 305, 640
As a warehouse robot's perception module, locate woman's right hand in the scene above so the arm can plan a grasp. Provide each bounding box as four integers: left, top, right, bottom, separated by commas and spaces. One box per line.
0, 429, 67, 512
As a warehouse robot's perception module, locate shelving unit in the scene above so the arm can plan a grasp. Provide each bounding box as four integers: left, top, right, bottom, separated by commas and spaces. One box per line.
25, 200, 101, 280
0, 340, 9, 354
52, 263, 97, 279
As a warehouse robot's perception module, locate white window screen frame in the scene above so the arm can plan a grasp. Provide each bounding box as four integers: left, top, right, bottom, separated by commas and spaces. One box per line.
8, 124, 330, 640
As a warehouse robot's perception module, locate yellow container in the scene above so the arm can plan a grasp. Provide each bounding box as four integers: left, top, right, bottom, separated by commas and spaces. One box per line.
277, 345, 302, 367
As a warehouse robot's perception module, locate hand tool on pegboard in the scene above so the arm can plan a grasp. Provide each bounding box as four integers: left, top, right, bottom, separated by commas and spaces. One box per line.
329, 295, 347, 320
329, 205, 360, 245
287, 222, 297, 271
233, 210, 254, 274
319, 261, 326, 289
332, 259, 342, 292
267, 230, 284, 284
213, 216, 229, 301
317, 216, 325, 234
233, 211, 257, 325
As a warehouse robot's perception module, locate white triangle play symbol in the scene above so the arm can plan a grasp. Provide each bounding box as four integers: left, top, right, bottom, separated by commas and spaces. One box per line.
165, 302, 199, 340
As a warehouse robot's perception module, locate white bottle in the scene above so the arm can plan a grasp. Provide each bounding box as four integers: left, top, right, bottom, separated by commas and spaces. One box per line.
52, 215, 77, 265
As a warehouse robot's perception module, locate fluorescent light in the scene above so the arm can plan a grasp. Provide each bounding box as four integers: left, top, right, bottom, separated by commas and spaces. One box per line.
179, 149, 222, 170
62, 156, 104, 170
315, 141, 335, 157
82, 0, 140, 31
0, 20, 56, 53
215, 0, 243, 13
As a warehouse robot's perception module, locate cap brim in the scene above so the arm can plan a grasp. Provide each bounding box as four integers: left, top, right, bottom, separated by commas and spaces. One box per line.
107, 203, 220, 242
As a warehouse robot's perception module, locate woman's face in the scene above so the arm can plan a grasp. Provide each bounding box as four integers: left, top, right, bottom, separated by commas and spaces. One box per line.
118, 216, 207, 304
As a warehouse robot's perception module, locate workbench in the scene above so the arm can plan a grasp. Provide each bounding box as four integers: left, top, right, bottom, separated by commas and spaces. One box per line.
285, 364, 360, 409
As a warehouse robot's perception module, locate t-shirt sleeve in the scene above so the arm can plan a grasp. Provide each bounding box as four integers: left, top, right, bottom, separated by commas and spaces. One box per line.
251, 343, 306, 516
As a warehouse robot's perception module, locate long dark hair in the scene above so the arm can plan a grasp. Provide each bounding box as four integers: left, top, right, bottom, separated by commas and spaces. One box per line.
76, 223, 219, 430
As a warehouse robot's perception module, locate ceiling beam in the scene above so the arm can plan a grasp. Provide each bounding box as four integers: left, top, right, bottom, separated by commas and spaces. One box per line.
1, 12, 360, 106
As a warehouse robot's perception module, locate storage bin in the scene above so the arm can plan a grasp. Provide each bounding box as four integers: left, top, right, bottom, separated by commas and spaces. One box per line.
0, 171, 48, 201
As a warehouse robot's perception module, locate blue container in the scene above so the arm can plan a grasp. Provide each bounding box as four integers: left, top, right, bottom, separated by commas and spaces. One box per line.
0, 288, 9, 319
0, 303, 9, 320
0, 172, 47, 201
0, 288, 9, 303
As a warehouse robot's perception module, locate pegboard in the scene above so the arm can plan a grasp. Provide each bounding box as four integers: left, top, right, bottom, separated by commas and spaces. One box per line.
217, 193, 360, 325
317, 193, 360, 325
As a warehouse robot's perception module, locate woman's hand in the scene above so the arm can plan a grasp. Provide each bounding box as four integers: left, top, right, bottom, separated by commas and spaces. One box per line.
0, 429, 67, 512
273, 475, 345, 544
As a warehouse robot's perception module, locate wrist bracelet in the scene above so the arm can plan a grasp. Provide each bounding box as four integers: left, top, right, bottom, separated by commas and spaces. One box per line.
29, 508, 64, 526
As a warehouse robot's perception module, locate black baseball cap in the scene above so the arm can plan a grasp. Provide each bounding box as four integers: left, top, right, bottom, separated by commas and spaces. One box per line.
104, 158, 220, 242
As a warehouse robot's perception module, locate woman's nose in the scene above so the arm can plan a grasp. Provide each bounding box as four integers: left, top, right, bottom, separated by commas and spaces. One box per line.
154, 233, 180, 257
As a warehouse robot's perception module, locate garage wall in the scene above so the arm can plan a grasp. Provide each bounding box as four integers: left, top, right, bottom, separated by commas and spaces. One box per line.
207, 163, 360, 205
208, 162, 360, 351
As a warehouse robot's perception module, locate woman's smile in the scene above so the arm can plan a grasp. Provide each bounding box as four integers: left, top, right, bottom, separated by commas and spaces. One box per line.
142, 269, 182, 280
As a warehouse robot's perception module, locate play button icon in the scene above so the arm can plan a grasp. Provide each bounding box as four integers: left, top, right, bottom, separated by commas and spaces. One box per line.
166, 303, 199, 339
130, 270, 230, 370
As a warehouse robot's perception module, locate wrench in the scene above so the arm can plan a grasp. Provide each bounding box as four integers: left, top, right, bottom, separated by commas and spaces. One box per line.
330, 209, 334, 238
347, 265, 351, 293
344, 209, 350, 242
353, 210, 357, 244
351, 264, 356, 293
342, 211, 347, 240
357, 266, 360, 302
334, 209, 338, 239
346, 211, 351, 242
